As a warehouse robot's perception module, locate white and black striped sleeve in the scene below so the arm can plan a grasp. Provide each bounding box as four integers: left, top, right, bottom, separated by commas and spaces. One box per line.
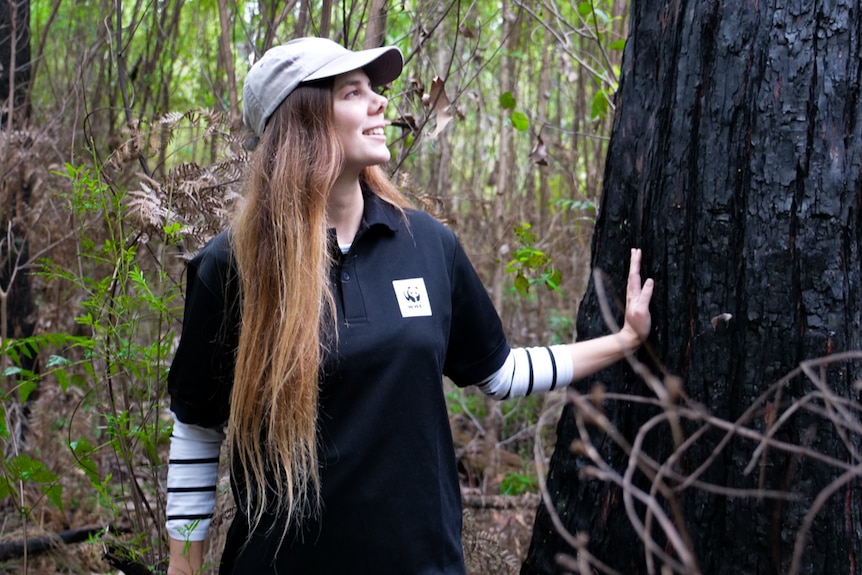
165, 412, 225, 542
476, 345, 574, 399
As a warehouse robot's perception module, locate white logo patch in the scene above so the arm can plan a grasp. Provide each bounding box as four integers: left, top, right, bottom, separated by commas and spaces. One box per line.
392, 278, 432, 317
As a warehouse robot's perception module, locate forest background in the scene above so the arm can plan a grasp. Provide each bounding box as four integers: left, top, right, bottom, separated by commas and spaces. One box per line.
0, 0, 630, 573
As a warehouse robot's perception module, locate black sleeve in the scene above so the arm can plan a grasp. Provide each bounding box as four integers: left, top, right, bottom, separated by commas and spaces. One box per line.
442, 236, 511, 387
168, 232, 240, 428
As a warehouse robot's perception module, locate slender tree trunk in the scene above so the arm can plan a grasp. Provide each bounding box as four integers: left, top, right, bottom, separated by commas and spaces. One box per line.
319, 0, 332, 39
523, 1, 862, 574
490, 0, 518, 311
480, 0, 521, 496
217, 0, 240, 131
364, 0, 388, 48
533, 24, 550, 234
294, 0, 310, 38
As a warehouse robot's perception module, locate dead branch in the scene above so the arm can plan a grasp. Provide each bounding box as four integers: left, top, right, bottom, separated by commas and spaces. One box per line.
0, 524, 106, 561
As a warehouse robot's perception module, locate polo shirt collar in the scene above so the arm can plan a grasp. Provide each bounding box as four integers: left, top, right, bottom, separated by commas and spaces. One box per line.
327, 190, 403, 255
359, 189, 402, 234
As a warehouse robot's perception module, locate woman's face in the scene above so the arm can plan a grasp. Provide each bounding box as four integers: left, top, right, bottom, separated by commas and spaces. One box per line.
331, 69, 391, 174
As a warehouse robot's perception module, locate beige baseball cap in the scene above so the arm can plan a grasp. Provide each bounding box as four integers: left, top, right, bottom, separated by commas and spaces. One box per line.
242, 37, 403, 136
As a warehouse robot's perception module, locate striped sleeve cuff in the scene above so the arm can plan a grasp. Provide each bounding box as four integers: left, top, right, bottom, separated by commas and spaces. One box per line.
166, 413, 225, 542
477, 345, 574, 399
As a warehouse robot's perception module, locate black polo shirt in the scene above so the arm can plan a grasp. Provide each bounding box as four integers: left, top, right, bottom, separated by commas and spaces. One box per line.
168, 193, 511, 574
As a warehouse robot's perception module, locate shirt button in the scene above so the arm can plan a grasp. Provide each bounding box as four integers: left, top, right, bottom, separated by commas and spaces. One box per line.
342, 271, 351, 282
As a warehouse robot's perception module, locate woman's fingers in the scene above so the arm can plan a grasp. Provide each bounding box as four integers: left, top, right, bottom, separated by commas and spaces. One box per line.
624, 248, 654, 340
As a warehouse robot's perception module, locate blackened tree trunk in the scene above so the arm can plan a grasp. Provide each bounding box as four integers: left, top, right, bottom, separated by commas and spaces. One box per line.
0, 0, 30, 126
523, 2, 862, 574
0, 0, 35, 386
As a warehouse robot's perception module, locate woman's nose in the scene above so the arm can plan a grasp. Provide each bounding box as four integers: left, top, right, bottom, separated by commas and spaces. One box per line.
371, 92, 387, 113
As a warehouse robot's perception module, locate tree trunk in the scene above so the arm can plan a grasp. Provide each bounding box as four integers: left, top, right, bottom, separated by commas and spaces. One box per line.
523, 2, 862, 574
217, 0, 240, 131
0, 0, 34, 373
363, 0, 388, 49
318, 0, 332, 39
0, 0, 30, 127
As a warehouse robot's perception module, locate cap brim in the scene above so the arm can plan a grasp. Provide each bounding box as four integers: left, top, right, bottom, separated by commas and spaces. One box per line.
304, 46, 403, 86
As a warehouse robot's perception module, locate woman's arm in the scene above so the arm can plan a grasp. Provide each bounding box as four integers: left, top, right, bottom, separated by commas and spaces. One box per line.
167, 539, 204, 575
477, 249, 654, 399
165, 415, 224, 574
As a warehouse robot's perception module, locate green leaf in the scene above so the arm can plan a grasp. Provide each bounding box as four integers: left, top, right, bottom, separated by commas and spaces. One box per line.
594, 8, 610, 24
547, 269, 563, 291
46, 354, 71, 369
55, 370, 70, 392
70, 439, 101, 485
610, 39, 627, 51
18, 379, 38, 404
499, 91, 516, 110
76, 312, 95, 327
0, 404, 7, 440
527, 252, 548, 268
0, 475, 14, 500
20, 343, 35, 360
500, 472, 536, 495
591, 90, 610, 119
163, 221, 183, 237
514, 222, 534, 243
7, 454, 58, 483
44, 484, 64, 513
4, 345, 19, 365
514, 274, 530, 295
2, 366, 22, 377
577, 1, 593, 17
510, 111, 530, 131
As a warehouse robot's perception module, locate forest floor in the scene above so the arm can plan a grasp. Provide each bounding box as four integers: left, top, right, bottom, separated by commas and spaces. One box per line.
0, 494, 539, 575
0, 386, 549, 575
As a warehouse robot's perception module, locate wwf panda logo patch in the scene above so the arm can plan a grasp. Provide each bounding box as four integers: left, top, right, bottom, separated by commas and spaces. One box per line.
392, 278, 432, 317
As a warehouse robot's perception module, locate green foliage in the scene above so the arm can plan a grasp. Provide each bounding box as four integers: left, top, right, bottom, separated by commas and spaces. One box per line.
555, 197, 598, 220
500, 92, 517, 110
0, 453, 63, 515
505, 223, 563, 296
546, 310, 575, 345
446, 387, 488, 420
500, 471, 538, 495
591, 87, 614, 120
0, 160, 185, 565
499, 91, 531, 132
510, 112, 530, 132
578, 1, 610, 25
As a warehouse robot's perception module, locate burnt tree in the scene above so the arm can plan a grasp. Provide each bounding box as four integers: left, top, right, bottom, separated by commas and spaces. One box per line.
523, 1, 862, 574
0, 0, 35, 393
0, 0, 29, 126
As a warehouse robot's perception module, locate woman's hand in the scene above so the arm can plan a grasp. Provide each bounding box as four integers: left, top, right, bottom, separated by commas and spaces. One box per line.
619, 248, 654, 348
565, 248, 654, 382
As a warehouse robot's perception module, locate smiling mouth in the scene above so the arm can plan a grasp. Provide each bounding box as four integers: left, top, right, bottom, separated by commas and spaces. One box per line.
363, 127, 385, 136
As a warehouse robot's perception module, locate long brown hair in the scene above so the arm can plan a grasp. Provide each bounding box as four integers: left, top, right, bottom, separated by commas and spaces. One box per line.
229, 79, 410, 536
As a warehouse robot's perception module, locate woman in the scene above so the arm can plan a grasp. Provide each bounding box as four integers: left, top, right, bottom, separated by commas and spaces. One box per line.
165, 37, 654, 574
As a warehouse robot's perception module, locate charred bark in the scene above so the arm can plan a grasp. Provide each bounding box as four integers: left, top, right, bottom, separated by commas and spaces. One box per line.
0, 0, 35, 386
523, 1, 862, 574
0, 146, 37, 376
0, 0, 30, 127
